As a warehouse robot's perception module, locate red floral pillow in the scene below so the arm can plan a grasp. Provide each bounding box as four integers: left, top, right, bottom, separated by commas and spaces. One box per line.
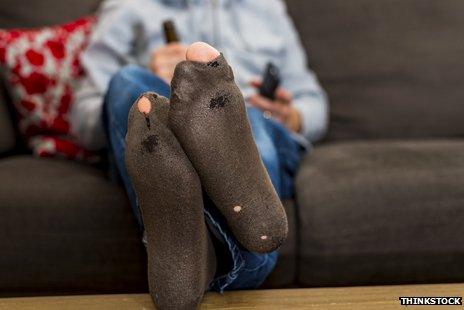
0, 16, 95, 160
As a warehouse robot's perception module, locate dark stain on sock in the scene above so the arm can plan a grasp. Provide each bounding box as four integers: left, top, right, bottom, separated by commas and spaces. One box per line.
142, 135, 159, 153
144, 92, 158, 100
144, 114, 151, 129
207, 60, 219, 68
209, 94, 229, 109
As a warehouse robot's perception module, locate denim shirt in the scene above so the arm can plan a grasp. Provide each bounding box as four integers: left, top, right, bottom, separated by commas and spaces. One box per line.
72, 0, 328, 150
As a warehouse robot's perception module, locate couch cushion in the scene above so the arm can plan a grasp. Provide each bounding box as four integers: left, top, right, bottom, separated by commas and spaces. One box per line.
0, 0, 102, 154
286, 0, 464, 141
0, 156, 296, 295
0, 0, 102, 28
0, 156, 147, 296
0, 17, 96, 160
296, 139, 464, 286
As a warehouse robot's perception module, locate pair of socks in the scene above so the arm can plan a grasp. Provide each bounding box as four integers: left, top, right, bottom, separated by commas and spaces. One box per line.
125, 50, 287, 309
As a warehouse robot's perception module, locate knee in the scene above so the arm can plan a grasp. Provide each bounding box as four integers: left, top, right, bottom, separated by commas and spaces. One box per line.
247, 107, 269, 142
108, 65, 146, 93
247, 107, 266, 130
257, 141, 281, 193
255, 135, 279, 171
261, 149, 279, 173
248, 112, 277, 168
106, 66, 146, 113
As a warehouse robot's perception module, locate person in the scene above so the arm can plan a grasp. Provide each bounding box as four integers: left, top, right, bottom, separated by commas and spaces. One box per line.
72, 0, 328, 307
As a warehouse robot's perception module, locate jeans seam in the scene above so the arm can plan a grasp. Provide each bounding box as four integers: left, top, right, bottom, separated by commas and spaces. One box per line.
203, 208, 245, 292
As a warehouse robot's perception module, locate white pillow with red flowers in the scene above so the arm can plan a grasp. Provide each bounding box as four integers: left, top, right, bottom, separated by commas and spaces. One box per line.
0, 16, 95, 160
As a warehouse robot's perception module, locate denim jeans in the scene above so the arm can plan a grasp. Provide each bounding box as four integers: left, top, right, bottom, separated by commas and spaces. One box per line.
103, 65, 304, 291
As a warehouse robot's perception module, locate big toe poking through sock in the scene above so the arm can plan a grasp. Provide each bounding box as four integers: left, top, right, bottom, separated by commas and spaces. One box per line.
125, 93, 216, 309
168, 42, 288, 253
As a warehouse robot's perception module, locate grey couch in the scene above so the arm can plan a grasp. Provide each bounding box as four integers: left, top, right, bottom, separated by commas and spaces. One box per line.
1, 0, 464, 297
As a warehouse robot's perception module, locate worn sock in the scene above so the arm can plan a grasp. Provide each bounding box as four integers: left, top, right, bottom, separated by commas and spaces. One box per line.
125, 92, 216, 309
168, 43, 288, 253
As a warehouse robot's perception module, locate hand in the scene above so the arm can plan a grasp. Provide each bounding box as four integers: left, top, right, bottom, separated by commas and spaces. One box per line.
249, 80, 302, 133
149, 43, 187, 84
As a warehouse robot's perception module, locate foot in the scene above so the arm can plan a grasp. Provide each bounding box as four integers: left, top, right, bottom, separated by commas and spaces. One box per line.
125, 93, 216, 309
168, 42, 288, 253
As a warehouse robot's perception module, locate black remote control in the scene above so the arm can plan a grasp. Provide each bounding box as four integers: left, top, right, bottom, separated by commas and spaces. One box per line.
163, 20, 179, 43
259, 62, 280, 100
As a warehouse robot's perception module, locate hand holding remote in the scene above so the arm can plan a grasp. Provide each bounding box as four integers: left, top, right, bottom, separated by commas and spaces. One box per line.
250, 80, 302, 133
259, 62, 280, 100
149, 43, 187, 84
149, 20, 186, 84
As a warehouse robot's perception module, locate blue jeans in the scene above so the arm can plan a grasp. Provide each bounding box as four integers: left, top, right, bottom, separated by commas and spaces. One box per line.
104, 65, 304, 291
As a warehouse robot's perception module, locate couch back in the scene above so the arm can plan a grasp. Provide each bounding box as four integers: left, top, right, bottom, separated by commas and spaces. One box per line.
287, 0, 464, 141
0, 0, 101, 28
1, 0, 464, 149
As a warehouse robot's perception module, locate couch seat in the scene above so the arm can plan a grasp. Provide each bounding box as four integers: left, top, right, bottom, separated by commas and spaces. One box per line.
0, 156, 147, 296
296, 139, 464, 286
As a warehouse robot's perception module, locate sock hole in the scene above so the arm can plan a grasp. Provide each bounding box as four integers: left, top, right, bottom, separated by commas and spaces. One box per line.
233, 206, 242, 213
142, 135, 159, 153
209, 94, 230, 109
207, 60, 219, 67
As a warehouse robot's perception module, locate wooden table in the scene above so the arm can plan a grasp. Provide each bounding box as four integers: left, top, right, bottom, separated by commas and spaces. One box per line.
1, 283, 463, 309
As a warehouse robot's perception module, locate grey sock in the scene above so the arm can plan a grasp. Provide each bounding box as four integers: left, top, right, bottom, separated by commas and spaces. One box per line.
125, 92, 216, 309
168, 55, 288, 253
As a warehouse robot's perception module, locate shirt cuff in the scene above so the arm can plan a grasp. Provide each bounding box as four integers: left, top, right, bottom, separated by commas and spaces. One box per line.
293, 95, 328, 143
